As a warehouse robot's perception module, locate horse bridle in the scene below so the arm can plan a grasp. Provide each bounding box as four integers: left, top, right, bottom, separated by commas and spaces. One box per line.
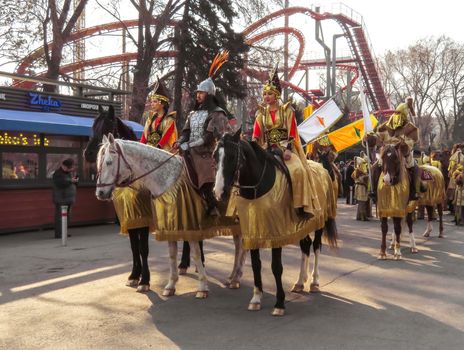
96, 142, 178, 189
223, 140, 267, 199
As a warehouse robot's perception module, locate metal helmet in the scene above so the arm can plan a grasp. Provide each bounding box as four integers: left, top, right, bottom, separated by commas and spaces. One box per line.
196, 77, 216, 95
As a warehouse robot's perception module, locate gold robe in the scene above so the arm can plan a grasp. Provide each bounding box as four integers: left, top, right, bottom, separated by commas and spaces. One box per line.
418, 165, 446, 206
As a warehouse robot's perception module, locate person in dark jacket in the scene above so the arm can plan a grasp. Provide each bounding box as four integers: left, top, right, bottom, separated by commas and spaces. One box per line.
52, 158, 78, 238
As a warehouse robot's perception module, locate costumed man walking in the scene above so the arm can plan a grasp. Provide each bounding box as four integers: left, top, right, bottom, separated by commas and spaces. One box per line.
252, 68, 319, 219
174, 51, 232, 273
447, 144, 464, 215
371, 97, 421, 201
352, 155, 370, 221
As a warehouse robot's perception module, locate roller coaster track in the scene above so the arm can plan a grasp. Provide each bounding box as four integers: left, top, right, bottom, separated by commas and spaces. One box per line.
15, 5, 389, 112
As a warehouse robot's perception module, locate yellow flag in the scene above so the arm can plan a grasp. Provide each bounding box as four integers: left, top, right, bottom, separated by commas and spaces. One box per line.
310, 115, 378, 152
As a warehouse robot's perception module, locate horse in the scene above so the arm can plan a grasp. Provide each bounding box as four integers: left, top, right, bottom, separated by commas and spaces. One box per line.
95, 134, 244, 298
213, 130, 337, 316
83, 106, 153, 292
373, 144, 412, 260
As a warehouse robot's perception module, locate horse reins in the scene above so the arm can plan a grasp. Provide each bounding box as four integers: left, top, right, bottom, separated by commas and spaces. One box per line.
96, 142, 179, 188
226, 140, 267, 199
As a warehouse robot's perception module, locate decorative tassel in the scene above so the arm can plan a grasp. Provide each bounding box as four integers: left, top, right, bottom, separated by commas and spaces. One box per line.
209, 50, 230, 78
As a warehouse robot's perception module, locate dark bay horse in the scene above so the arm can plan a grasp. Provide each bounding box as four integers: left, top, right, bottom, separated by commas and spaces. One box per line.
214, 130, 337, 316
84, 106, 151, 292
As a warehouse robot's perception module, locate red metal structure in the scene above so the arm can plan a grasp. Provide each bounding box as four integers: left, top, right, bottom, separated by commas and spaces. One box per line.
14, 5, 390, 113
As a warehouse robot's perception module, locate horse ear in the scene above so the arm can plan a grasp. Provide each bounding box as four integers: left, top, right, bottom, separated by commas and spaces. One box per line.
102, 134, 108, 144
232, 127, 241, 142
108, 133, 115, 144
98, 105, 103, 114
108, 105, 115, 117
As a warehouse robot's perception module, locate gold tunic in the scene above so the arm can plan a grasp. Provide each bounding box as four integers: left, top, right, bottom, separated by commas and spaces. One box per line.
153, 172, 240, 241
377, 166, 410, 218
233, 161, 335, 250
112, 187, 154, 235
418, 165, 446, 206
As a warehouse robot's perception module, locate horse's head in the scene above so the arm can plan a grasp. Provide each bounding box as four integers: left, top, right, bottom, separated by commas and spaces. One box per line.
84, 106, 137, 163
95, 133, 132, 200
317, 150, 335, 181
381, 144, 401, 186
213, 128, 241, 201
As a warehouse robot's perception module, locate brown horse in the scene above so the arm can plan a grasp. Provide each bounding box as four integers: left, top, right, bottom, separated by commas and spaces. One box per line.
374, 144, 410, 260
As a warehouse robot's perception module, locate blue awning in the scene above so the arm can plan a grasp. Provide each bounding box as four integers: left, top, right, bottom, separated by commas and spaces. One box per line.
0, 108, 143, 138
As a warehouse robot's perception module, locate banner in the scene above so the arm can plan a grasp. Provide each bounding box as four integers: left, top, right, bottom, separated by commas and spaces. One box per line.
360, 91, 374, 133
297, 99, 343, 142
309, 115, 378, 153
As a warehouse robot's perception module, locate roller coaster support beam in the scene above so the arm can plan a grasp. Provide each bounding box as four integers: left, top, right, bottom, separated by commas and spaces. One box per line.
331, 34, 345, 97
314, 7, 331, 99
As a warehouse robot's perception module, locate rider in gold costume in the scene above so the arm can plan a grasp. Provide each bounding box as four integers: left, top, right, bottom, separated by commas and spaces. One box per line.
252, 69, 318, 218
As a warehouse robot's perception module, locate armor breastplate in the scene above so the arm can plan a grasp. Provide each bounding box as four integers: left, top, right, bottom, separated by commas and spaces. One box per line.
189, 110, 209, 142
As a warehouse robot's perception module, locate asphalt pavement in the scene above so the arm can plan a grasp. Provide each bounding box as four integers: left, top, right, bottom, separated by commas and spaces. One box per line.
1, 201, 463, 350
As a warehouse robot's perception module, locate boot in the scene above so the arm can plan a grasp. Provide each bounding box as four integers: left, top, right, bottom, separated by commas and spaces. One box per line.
408, 166, 419, 201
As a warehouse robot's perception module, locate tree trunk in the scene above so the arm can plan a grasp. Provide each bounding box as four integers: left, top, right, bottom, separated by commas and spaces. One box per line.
173, 0, 190, 129
128, 59, 153, 122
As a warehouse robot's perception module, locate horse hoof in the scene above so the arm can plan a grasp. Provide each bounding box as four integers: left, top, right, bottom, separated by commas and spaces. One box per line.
248, 303, 261, 311
228, 281, 240, 289
309, 283, 320, 293
291, 284, 305, 293
126, 279, 139, 287
423, 231, 431, 237
162, 288, 176, 297
136, 284, 150, 293
178, 268, 188, 275
410, 247, 419, 254
271, 308, 285, 316
438, 234, 445, 238
377, 253, 387, 260
394, 254, 402, 261
195, 291, 209, 299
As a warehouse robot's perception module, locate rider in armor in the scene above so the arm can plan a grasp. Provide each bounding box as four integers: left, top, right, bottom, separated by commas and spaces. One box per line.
373, 97, 421, 200
140, 79, 177, 151
174, 52, 231, 216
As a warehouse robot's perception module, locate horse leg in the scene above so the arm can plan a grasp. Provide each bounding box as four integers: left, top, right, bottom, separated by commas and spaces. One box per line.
248, 249, 263, 311
292, 235, 311, 293
163, 241, 178, 297
136, 227, 150, 293
199, 240, 205, 269
189, 240, 209, 299
393, 217, 402, 260
310, 229, 323, 292
127, 229, 141, 287
178, 241, 190, 275
423, 206, 434, 237
227, 234, 245, 289
406, 213, 418, 253
271, 247, 285, 316
437, 203, 445, 238
378, 218, 388, 259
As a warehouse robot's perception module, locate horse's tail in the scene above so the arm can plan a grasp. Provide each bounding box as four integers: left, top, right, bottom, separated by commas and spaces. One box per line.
324, 217, 338, 248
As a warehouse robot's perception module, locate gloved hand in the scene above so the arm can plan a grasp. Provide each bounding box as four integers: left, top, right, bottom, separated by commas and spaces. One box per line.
180, 142, 190, 152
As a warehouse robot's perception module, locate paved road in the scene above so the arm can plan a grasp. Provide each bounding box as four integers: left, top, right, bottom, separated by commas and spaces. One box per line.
1, 201, 463, 350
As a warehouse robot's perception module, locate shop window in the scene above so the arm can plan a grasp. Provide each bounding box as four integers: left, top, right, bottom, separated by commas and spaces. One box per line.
46, 154, 78, 178
45, 135, 81, 148
2, 152, 39, 179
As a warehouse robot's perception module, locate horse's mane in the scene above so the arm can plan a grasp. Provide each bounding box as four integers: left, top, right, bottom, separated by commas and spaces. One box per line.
246, 141, 284, 170
116, 117, 137, 141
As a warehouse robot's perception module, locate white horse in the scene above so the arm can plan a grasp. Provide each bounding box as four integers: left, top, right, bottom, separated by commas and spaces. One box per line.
96, 134, 245, 298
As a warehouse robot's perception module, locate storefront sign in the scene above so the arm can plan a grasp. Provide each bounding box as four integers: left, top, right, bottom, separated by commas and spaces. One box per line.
0, 132, 49, 146
80, 103, 109, 111
29, 92, 62, 111
0, 93, 6, 100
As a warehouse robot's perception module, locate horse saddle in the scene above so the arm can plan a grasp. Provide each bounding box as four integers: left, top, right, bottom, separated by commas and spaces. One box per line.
420, 169, 434, 181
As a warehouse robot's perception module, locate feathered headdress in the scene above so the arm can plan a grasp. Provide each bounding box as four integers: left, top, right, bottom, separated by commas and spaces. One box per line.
149, 78, 170, 104
263, 65, 282, 97
197, 50, 230, 95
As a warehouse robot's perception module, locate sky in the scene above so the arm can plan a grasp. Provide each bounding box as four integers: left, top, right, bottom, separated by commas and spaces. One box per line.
312, 0, 464, 54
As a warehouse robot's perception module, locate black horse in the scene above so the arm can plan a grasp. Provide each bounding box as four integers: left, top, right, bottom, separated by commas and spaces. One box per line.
214, 130, 337, 315
84, 106, 151, 291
